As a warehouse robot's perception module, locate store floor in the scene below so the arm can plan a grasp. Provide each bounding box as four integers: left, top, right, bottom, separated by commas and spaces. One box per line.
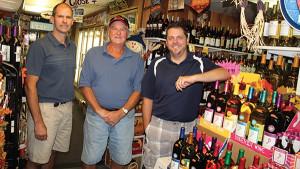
53, 99, 109, 169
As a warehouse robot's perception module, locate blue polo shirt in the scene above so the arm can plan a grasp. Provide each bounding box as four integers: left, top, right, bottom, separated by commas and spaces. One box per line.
141, 52, 220, 122
79, 42, 144, 109
26, 32, 76, 103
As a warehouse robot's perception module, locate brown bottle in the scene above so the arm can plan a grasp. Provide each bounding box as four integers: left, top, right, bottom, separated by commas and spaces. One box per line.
270, 55, 284, 88
286, 56, 299, 88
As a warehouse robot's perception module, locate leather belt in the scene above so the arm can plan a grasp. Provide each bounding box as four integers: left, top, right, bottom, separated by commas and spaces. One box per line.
54, 102, 67, 107
103, 108, 119, 111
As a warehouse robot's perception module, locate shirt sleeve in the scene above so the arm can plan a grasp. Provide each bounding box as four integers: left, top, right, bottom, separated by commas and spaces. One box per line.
132, 56, 145, 92
141, 61, 156, 100
78, 49, 93, 88
202, 56, 220, 73
25, 42, 45, 76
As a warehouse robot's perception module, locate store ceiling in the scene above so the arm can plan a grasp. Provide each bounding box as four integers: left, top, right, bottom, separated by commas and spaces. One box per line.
0, 0, 113, 16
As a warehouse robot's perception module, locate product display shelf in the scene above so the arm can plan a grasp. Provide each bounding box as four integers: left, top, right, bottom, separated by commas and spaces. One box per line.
145, 37, 256, 56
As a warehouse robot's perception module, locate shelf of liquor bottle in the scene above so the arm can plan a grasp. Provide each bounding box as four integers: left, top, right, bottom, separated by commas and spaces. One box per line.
258, 46, 300, 59
145, 38, 256, 56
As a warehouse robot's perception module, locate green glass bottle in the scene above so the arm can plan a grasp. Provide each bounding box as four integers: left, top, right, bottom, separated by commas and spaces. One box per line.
219, 151, 233, 169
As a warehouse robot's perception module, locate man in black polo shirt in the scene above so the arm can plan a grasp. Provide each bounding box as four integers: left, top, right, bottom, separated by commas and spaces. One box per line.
141, 22, 230, 169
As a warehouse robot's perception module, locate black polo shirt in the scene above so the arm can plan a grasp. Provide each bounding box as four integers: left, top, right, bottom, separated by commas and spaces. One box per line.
141, 52, 220, 122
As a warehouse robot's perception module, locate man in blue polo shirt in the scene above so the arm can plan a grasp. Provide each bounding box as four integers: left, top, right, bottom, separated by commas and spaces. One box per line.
79, 15, 144, 169
141, 22, 230, 169
25, 3, 76, 169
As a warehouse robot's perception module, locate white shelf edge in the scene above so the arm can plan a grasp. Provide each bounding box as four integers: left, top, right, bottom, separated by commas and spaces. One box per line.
258, 46, 300, 52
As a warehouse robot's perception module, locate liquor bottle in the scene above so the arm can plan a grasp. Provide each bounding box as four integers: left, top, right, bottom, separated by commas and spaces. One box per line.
223, 84, 241, 132
255, 54, 269, 80
180, 132, 195, 169
270, 55, 284, 89
204, 81, 219, 123
205, 137, 217, 160
204, 21, 211, 46
193, 126, 199, 151
236, 87, 255, 138
286, 56, 299, 88
213, 80, 230, 127
219, 151, 233, 169
162, 15, 169, 39
263, 94, 284, 149
8, 26, 21, 70
274, 132, 284, 149
248, 90, 269, 144
220, 142, 235, 166
2, 25, 9, 62
171, 127, 186, 169
263, 2, 270, 45
282, 95, 296, 131
158, 14, 164, 38
205, 144, 221, 169
190, 138, 207, 169
285, 135, 296, 154
268, 3, 280, 46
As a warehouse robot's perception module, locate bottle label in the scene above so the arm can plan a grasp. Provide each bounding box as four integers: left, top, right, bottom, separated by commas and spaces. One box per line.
16, 46, 21, 62
234, 38, 239, 48
225, 39, 230, 49
210, 38, 216, 46
1, 45, 7, 61
213, 111, 224, 127
235, 120, 247, 138
191, 30, 196, 36
204, 108, 214, 122
263, 22, 270, 36
268, 21, 279, 38
293, 28, 300, 36
248, 125, 259, 143
223, 114, 238, 132
162, 30, 166, 36
221, 37, 225, 47
238, 38, 243, 48
280, 20, 290, 36
204, 37, 211, 46
199, 37, 204, 45
203, 90, 210, 101
153, 24, 157, 28
262, 131, 277, 150
230, 38, 234, 48
6, 45, 10, 62
215, 39, 221, 47
171, 158, 180, 169
179, 159, 190, 169
158, 23, 163, 28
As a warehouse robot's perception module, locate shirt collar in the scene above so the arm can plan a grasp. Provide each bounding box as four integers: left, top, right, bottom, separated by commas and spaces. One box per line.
103, 42, 131, 59
166, 51, 194, 64
47, 32, 71, 47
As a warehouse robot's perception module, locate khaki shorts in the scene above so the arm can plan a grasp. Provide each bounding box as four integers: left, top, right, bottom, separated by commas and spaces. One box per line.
27, 102, 72, 164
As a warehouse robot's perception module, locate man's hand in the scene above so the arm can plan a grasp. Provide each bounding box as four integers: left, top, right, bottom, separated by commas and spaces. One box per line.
34, 121, 47, 141
175, 75, 196, 91
102, 110, 125, 126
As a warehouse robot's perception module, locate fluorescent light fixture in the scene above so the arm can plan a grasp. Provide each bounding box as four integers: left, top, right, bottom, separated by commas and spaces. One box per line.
24, 5, 52, 13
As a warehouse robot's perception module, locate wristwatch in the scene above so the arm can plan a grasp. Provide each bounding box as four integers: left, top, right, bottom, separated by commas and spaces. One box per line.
122, 107, 128, 114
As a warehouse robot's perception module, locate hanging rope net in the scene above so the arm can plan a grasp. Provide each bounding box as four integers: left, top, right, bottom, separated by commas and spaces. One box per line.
236, 0, 265, 53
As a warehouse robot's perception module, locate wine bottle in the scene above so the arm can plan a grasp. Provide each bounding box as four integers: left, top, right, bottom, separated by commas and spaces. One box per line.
268, 91, 278, 113
248, 90, 269, 144
240, 84, 250, 104
285, 135, 296, 154
263, 94, 284, 150
248, 155, 260, 168
221, 26, 229, 49
274, 132, 284, 149
232, 149, 245, 169
237, 157, 246, 169
206, 137, 217, 160
193, 126, 199, 151
162, 15, 169, 39
220, 142, 235, 166
223, 84, 241, 132
233, 29, 240, 51
171, 127, 186, 169
210, 26, 216, 47
191, 20, 197, 44
195, 21, 201, 44
213, 80, 230, 127
236, 87, 255, 138
255, 54, 269, 80
180, 132, 195, 169
219, 151, 233, 169
278, 4, 292, 47
2, 25, 9, 62
190, 138, 207, 169
225, 29, 232, 50
199, 23, 205, 45
158, 14, 164, 38
0, 24, 4, 54
282, 95, 296, 131
204, 21, 211, 46
8, 26, 21, 70
263, 2, 270, 45
270, 55, 284, 89
204, 80, 219, 123
205, 143, 221, 169
268, 3, 280, 46
201, 131, 209, 154
286, 56, 299, 89
215, 26, 221, 48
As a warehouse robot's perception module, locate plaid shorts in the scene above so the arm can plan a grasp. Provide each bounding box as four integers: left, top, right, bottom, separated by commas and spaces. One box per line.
143, 115, 196, 169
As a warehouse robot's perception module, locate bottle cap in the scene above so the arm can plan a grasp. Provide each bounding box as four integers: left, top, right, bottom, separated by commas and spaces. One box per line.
239, 157, 246, 169
253, 155, 260, 166
227, 142, 233, 151
288, 135, 296, 140
213, 143, 220, 157
277, 132, 283, 137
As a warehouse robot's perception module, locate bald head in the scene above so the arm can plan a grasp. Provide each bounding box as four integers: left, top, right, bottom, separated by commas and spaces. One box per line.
52, 3, 73, 17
